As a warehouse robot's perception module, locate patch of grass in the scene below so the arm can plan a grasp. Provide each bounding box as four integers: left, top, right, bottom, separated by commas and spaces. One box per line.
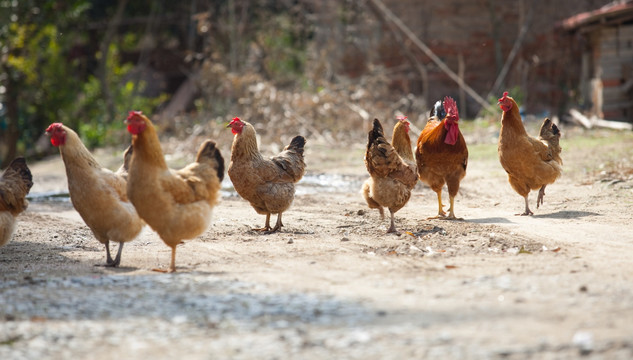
468, 143, 498, 162
564, 130, 633, 152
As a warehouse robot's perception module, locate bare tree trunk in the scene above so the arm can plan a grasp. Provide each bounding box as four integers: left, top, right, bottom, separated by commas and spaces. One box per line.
229, 0, 237, 72
97, 0, 129, 125
367, 0, 495, 114
365, 0, 429, 107
458, 53, 466, 115
487, 0, 503, 75
1, 66, 19, 168
483, 2, 533, 105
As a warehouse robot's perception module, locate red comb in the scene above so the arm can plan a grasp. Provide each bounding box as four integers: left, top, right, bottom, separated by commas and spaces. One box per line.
443, 96, 458, 118
127, 111, 143, 120
498, 91, 509, 102
45, 122, 63, 133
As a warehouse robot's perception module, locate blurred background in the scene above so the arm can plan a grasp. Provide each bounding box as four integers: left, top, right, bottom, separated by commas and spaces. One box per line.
1, 0, 632, 167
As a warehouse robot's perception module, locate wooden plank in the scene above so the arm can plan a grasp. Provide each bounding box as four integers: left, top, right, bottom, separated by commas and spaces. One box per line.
569, 108, 633, 130
569, 108, 594, 128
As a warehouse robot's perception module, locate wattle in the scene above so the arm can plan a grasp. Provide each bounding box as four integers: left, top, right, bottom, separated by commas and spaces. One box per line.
50, 137, 63, 147
444, 122, 459, 145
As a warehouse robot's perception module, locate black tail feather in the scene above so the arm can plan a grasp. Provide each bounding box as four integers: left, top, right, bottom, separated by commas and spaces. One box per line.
214, 148, 225, 182
197, 140, 225, 182
430, 100, 446, 119
288, 135, 306, 156
367, 119, 385, 150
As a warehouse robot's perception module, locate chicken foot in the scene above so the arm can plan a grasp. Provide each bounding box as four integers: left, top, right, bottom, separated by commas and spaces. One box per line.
442, 195, 463, 221
253, 214, 273, 232
386, 210, 398, 234
269, 213, 283, 233
536, 185, 546, 209
517, 196, 534, 216
96, 240, 122, 267
152, 245, 177, 273
108, 242, 124, 267
427, 191, 447, 219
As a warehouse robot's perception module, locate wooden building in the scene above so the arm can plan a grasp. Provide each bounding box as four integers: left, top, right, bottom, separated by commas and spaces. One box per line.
562, 1, 633, 122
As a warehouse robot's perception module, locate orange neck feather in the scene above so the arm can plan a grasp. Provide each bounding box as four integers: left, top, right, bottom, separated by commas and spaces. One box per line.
392, 122, 414, 161
59, 126, 101, 169
230, 121, 261, 160
500, 98, 527, 136
132, 117, 168, 169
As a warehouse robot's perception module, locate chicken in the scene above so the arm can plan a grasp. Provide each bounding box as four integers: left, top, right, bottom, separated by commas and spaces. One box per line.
46, 123, 144, 267
115, 145, 134, 180
362, 117, 418, 233
0, 157, 33, 247
415, 96, 468, 219
227, 117, 306, 233
125, 111, 224, 272
497, 92, 562, 215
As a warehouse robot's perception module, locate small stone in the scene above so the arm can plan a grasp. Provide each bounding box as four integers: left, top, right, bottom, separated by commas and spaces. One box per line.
341, 237, 350, 242
287, 239, 294, 244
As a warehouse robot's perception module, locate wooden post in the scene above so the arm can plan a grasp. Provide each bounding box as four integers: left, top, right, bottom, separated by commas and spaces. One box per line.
367, 0, 496, 114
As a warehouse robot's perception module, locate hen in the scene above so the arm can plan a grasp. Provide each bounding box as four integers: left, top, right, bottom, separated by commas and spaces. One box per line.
227, 117, 306, 233
415, 96, 468, 219
497, 92, 562, 215
46, 123, 144, 267
0, 157, 33, 247
125, 111, 224, 272
362, 117, 418, 233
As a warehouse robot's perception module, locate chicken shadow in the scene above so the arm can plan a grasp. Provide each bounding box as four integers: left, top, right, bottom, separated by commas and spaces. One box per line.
532, 210, 600, 219
467, 217, 514, 224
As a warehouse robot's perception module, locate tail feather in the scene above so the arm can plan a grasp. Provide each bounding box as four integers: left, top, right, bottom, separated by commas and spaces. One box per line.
368, 119, 385, 150
286, 135, 306, 156
5, 157, 33, 191
538, 118, 563, 165
430, 100, 446, 120
196, 140, 225, 182
116, 145, 133, 179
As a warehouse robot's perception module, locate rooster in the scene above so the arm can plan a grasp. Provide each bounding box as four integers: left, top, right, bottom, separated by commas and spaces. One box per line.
46, 123, 144, 267
497, 92, 562, 215
125, 111, 224, 272
362, 117, 417, 233
227, 117, 306, 233
415, 96, 468, 219
0, 157, 33, 247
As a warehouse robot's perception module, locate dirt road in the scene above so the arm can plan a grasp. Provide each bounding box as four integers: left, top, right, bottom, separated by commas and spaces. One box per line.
1, 126, 632, 359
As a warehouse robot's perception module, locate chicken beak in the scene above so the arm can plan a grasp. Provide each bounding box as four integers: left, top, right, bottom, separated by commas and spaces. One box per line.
225, 122, 232, 128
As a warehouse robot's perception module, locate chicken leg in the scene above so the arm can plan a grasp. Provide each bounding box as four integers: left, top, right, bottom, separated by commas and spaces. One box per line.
519, 196, 534, 216
96, 240, 118, 267
270, 213, 283, 233
152, 244, 177, 273
169, 246, 177, 273
112, 242, 124, 267
387, 210, 398, 233
536, 185, 546, 209
427, 191, 447, 219
254, 214, 273, 232
444, 195, 463, 220
104, 240, 115, 266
